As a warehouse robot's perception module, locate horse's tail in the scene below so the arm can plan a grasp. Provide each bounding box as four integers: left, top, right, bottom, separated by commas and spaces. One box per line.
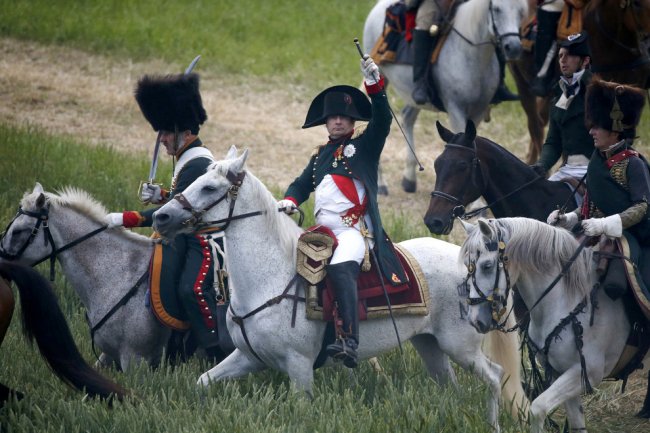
0, 262, 129, 402
482, 308, 530, 419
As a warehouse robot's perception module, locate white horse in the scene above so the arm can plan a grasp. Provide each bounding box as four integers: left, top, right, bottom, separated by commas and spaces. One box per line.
0, 183, 169, 370
460, 217, 648, 432
152, 147, 528, 430
363, 0, 528, 193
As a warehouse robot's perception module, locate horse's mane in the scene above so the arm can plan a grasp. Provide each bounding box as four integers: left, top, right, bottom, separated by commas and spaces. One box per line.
461, 217, 594, 298
21, 187, 151, 243
477, 137, 531, 170
208, 161, 302, 260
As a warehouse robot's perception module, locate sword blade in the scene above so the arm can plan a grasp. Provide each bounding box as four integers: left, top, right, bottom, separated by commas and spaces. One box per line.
184, 55, 201, 75
148, 131, 162, 182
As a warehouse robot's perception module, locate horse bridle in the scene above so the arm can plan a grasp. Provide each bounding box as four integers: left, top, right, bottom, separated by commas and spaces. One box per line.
461, 225, 512, 329
173, 170, 266, 231
449, 0, 521, 48
0, 205, 107, 281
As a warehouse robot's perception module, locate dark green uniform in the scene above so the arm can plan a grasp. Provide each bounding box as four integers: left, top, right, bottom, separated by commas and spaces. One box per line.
538, 70, 594, 173
285, 88, 407, 285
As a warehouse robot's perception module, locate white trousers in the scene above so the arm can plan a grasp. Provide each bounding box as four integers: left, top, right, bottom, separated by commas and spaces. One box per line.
316, 209, 374, 265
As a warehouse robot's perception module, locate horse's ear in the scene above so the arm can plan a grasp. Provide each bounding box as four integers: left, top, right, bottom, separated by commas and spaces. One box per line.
477, 218, 494, 239
465, 120, 477, 142
460, 219, 476, 234
35, 193, 46, 208
225, 145, 238, 160
436, 121, 454, 143
230, 148, 249, 173
33, 182, 44, 195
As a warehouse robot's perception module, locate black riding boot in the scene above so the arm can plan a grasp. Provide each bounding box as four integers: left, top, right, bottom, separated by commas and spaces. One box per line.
530, 9, 561, 97
411, 29, 437, 105
325, 261, 360, 368
602, 258, 628, 300
491, 46, 519, 104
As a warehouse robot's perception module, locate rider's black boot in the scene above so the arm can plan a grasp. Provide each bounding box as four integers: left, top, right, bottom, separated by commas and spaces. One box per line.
491, 46, 519, 104
602, 257, 628, 300
530, 8, 561, 97
325, 261, 360, 368
411, 29, 436, 105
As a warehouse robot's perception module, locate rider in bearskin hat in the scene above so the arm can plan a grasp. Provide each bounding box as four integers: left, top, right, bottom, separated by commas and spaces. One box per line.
105, 73, 229, 361
278, 56, 407, 368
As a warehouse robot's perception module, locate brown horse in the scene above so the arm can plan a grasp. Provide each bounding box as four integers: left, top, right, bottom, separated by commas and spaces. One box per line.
511, 0, 650, 164
0, 262, 128, 405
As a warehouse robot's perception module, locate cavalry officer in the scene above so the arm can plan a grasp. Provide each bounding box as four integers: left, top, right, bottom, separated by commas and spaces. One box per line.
405, 0, 518, 105
278, 56, 407, 368
105, 73, 227, 361
532, 32, 593, 198
549, 79, 648, 297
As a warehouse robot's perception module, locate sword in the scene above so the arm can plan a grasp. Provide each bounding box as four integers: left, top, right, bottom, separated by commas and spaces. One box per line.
140, 55, 202, 203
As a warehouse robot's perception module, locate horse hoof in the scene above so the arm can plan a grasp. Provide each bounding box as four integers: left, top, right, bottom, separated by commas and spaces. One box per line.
401, 177, 416, 193
378, 185, 389, 196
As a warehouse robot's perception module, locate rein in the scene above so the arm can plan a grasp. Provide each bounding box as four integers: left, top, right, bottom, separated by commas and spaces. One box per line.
0, 206, 108, 281
229, 274, 305, 364
173, 170, 266, 231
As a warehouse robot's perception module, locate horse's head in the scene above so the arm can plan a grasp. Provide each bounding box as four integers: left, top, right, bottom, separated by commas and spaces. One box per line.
0, 183, 51, 265
623, 0, 650, 33
154, 148, 250, 238
489, 0, 528, 60
459, 218, 512, 334
424, 121, 483, 235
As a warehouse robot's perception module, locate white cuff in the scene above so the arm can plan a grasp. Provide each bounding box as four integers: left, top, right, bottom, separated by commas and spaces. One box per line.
603, 214, 622, 238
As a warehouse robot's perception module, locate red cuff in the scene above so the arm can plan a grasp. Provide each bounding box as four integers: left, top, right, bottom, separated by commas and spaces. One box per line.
284, 197, 298, 206
123, 211, 145, 228
364, 76, 385, 95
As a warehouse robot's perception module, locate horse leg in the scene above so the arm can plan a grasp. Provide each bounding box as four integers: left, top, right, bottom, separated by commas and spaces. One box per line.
197, 348, 266, 387
563, 396, 587, 432
285, 354, 316, 399
377, 164, 388, 196
529, 366, 586, 433
95, 352, 117, 370
410, 334, 457, 386
400, 105, 420, 193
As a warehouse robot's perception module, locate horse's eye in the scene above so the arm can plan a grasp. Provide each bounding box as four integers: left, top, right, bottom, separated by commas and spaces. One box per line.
456, 161, 469, 170
481, 261, 494, 272
202, 185, 217, 192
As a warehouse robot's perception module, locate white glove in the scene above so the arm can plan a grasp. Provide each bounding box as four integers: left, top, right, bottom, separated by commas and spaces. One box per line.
581, 214, 622, 238
547, 210, 578, 229
105, 213, 124, 229
141, 183, 164, 204
278, 199, 298, 215
360, 56, 380, 85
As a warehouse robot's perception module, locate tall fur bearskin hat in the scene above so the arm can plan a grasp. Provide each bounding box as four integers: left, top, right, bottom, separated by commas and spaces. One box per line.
302, 85, 372, 129
135, 73, 207, 133
585, 79, 645, 138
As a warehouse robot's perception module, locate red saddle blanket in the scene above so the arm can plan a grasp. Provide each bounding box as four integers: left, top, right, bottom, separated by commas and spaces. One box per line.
301, 227, 429, 322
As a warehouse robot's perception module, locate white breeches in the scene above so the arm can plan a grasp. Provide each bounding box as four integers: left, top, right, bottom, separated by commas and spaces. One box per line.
540, 0, 564, 13
316, 209, 374, 265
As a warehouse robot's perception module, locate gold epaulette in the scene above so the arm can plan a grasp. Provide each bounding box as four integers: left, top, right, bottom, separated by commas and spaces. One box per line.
352, 124, 368, 139
610, 159, 630, 191
310, 144, 325, 158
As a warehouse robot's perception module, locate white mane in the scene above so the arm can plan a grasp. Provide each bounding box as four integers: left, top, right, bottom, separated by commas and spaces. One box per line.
208, 162, 302, 260
21, 186, 151, 243
461, 217, 594, 298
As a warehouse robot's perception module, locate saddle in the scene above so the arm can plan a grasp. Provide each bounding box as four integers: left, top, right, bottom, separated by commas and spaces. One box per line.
369, 0, 460, 66
297, 225, 429, 322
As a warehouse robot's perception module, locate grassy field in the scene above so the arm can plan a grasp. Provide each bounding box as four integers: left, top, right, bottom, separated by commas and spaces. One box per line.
1, 0, 650, 432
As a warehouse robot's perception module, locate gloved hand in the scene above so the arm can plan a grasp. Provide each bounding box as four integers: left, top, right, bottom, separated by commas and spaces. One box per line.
360, 55, 380, 85
105, 212, 124, 229
547, 210, 578, 229
581, 214, 622, 238
141, 182, 164, 204
278, 199, 298, 215
530, 163, 548, 178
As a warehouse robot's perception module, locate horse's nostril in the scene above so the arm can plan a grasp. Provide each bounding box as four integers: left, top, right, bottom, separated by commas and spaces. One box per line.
155, 213, 169, 226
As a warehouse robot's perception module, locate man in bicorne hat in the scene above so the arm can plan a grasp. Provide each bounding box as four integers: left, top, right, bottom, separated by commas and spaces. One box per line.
105, 73, 228, 361
278, 56, 407, 368
531, 32, 593, 191
549, 79, 649, 298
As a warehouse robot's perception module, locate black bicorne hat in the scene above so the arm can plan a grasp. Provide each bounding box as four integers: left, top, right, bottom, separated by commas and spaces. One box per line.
134, 73, 207, 133
559, 32, 591, 58
585, 79, 645, 137
302, 85, 372, 129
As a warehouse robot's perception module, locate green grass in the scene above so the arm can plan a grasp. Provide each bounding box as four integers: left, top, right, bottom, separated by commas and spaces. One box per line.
0, 124, 527, 432
0, 0, 377, 90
